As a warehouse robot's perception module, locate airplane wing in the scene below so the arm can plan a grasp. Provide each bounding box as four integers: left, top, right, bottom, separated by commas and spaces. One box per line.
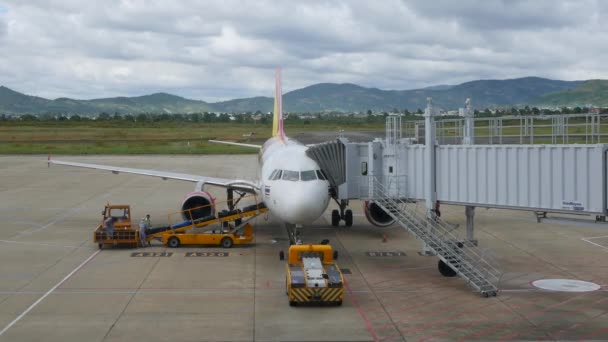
208, 140, 262, 149
48, 158, 259, 192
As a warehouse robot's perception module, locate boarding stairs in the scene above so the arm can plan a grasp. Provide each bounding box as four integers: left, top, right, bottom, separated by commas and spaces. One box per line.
370, 177, 501, 296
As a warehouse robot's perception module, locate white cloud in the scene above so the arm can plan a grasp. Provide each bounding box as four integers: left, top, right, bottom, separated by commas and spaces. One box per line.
0, 0, 606, 100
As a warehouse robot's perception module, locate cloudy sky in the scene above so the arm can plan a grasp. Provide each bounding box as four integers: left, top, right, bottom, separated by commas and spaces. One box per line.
0, 0, 606, 101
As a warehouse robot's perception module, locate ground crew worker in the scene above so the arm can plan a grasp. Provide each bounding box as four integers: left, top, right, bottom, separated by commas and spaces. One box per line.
139, 218, 147, 247
103, 216, 114, 238
144, 214, 151, 229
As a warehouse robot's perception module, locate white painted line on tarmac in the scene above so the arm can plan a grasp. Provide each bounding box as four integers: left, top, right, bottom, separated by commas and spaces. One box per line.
0, 249, 101, 337
582, 235, 608, 240
0, 239, 89, 250
581, 237, 608, 252
14, 208, 82, 237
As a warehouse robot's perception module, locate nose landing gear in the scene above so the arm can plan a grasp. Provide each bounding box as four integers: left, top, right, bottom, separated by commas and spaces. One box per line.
331, 199, 353, 227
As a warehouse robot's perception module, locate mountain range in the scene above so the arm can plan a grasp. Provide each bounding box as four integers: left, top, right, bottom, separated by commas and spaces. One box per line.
1, 77, 607, 115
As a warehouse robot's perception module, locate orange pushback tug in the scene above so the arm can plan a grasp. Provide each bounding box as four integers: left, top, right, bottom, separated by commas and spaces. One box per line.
283, 244, 345, 306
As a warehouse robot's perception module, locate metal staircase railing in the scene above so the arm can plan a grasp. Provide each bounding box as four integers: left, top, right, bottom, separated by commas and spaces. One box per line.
370, 177, 501, 296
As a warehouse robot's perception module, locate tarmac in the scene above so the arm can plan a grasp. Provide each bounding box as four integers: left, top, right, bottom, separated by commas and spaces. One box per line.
1, 155, 607, 342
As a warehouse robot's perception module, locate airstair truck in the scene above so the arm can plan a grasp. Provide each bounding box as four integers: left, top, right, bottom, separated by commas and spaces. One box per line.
284, 244, 344, 306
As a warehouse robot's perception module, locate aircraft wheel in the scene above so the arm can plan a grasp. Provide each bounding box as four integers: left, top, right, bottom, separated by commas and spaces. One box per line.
168, 236, 180, 248
345, 209, 353, 227
331, 210, 340, 226
438, 259, 457, 277
221, 237, 233, 248
279, 250, 285, 260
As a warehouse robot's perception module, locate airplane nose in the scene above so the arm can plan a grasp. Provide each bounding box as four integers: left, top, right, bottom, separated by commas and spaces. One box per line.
278, 183, 329, 224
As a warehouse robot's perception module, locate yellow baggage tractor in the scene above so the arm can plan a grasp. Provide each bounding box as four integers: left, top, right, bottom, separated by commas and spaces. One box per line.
94, 204, 139, 249
283, 244, 345, 306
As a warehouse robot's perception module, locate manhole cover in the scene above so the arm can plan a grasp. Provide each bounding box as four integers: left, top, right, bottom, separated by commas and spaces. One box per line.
532, 279, 601, 292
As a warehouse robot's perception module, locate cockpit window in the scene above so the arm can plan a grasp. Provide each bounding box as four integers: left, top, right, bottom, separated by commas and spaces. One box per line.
282, 170, 300, 181
316, 170, 327, 180
270, 170, 282, 180
301, 170, 317, 181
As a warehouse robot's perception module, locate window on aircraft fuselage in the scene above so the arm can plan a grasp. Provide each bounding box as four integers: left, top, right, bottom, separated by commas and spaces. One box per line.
270, 170, 282, 180
282, 170, 300, 181
316, 170, 327, 180
301, 170, 317, 181
269, 169, 279, 180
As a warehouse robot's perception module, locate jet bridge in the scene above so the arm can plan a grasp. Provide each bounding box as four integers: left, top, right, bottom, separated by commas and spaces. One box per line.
333, 109, 608, 217
306, 99, 608, 296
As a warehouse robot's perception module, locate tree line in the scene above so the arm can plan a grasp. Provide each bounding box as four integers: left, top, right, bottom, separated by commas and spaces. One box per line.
2, 105, 607, 124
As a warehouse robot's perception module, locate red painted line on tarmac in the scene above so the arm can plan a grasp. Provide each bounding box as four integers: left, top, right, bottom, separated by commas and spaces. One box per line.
401, 295, 512, 336
344, 281, 380, 342
369, 277, 410, 287
577, 325, 608, 341
508, 296, 608, 341
364, 286, 447, 319
373, 278, 440, 291
458, 292, 589, 341
417, 295, 548, 342
376, 291, 490, 331
499, 272, 530, 284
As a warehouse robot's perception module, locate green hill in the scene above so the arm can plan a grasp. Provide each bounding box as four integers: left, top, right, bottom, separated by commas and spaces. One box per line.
214, 77, 586, 112
0, 88, 211, 115
536, 80, 608, 107
1, 77, 605, 115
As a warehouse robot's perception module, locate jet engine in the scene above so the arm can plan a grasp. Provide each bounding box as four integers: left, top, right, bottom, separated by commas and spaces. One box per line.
181, 191, 215, 221
363, 201, 395, 227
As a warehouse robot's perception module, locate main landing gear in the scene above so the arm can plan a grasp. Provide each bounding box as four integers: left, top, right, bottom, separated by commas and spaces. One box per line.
331, 199, 353, 227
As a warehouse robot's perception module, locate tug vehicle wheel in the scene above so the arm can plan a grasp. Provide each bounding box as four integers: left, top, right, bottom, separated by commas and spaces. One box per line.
221, 237, 233, 248
168, 236, 181, 248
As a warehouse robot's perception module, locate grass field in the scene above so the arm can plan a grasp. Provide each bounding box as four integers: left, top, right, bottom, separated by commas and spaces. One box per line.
2, 117, 607, 154
0, 121, 384, 154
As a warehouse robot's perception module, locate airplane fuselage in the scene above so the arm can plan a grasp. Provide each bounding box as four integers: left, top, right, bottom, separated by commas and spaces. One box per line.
258, 136, 330, 225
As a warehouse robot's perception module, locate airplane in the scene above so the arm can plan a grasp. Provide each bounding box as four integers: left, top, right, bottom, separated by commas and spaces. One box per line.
49, 68, 395, 239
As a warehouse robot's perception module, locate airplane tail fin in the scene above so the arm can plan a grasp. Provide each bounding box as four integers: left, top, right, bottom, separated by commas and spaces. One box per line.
272, 67, 285, 139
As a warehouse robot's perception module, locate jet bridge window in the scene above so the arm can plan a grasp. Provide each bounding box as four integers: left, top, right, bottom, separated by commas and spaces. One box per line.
282, 170, 300, 181
270, 170, 282, 180
316, 170, 327, 180
301, 170, 317, 181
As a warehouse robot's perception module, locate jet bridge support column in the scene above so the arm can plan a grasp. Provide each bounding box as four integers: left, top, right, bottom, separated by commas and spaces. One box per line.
462, 99, 477, 246
422, 98, 437, 256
